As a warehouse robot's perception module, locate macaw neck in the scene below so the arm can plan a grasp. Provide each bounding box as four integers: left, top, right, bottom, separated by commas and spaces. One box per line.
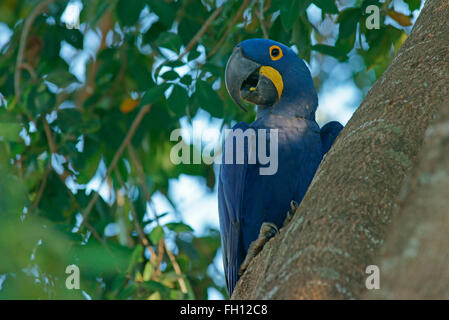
256, 96, 317, 121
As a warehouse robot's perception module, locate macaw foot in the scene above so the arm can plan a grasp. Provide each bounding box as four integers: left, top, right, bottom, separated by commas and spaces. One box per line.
238, 222, 278, 277
282, 200, 299, 228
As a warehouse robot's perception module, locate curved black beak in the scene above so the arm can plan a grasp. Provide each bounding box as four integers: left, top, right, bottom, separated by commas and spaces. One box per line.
225, 47, 261, 112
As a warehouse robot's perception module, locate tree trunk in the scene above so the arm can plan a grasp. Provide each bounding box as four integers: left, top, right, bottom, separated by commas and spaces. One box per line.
366, 98, 449, 300
232, 0, 449, 299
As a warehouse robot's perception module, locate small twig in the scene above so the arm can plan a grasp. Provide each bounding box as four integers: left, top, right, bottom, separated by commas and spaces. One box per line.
58, 174, 108, 249
31, 115, 56, 211
177, 5, 223, 60
153, 239, 165, 277
113, 273, 133, 299
14, 0, 55, 99
263, 0, 272, 13
79, 104, 152, 230
207, 0, 251, 59
42, 100, 110, 251
382, 0, 392, 12
153, 5, 223, 78
30, 164, 51, 211
114, 167, 157, 258
19, 62, 38, 82
255, 4, 268, 39
76, 9, 113, 108
128, 145, 160, 226
165, 244, 188, 294
116, 167, 188, 294
42, 116, 56, 155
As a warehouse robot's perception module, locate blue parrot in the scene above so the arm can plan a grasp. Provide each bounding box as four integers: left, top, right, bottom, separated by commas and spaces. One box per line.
218, 39, 343, 296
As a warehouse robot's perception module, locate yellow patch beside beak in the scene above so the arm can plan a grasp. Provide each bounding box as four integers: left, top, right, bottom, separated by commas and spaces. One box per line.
259, 66, 283, 99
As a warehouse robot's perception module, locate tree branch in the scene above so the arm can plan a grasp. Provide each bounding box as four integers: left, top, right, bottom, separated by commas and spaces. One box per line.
127, 144, 161, 226
42, 116, 56, 155
165, 243, 188, 294
79, 104, 151, 230
30, 164, 51, 211
114, 167, 157, 258
207, 0, 251, 59
177, 5, 223, 61
255, 7, 268, 39
14, 0, 55, 99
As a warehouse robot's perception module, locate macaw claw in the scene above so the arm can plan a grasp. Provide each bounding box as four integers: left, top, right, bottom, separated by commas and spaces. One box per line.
238, 222, 279, 277
283, 200, 299, 228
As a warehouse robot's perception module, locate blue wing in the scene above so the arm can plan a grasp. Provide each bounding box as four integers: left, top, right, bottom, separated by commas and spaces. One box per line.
320, 121, 343, 156
218, 119, 323, 295
218, 122, 249, 295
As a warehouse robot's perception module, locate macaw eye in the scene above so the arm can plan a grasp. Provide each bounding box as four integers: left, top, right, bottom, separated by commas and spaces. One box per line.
269, 45, 283, 61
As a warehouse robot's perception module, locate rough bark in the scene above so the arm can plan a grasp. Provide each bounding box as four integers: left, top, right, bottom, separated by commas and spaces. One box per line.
232, 0, 449, 299
366, 99, 449, 300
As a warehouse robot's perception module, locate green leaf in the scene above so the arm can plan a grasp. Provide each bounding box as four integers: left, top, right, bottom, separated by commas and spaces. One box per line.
63, 28, 83, 49
0, 163, 29, 214
0, 123, 22, 142
144, 100, 175, 131
73, 241, 132, 277
269, 16, 292, 44
312, 0, 339, 14
337, 8, 362, 38
143, 22, 167, 46
75, 150, 101, 185
143, 261, 155, 281
177, 1, 206, 45
360, 25, 403, 69
156, 32, 182, 53
195, 80, 224, 118
166, 222, 193, 233
280, 0, 307, 31
128, 58, 153, 91
361, 0, 381, 11
165, 60, 185, 68
128, 244, 144, 273
116, 0, 146, 26
180, 75, 193, 86
292, 15, 312, 61
404, 0, 421, 11
312, 44, 348, 61
160, 70, 179, 81
80, 0, 114, 27
167, 85, 188, 116
336, 8, 361, 53
149, 225, 164, 245
42, 27, 61, 60
141, 280, 171, 298
140, 84, 170, 106
45, 70, 79, 88
26, 84, 56, 115
187, 48, 201, 61
147, 0, 177, 28
117, 284, 138, 299
56, 109, 82, 132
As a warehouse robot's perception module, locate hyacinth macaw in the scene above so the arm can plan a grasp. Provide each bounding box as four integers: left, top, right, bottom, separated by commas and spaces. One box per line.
218, 39, 343, 296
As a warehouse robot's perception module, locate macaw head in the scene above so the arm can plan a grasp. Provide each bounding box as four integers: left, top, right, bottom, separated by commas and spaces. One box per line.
225, 39, 317, 119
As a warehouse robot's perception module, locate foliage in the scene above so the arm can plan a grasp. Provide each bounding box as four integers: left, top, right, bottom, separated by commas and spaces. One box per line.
0, 0, 422, 299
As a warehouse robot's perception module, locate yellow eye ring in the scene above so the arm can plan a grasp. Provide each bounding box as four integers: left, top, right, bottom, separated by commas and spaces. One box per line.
269, 45, 283, 61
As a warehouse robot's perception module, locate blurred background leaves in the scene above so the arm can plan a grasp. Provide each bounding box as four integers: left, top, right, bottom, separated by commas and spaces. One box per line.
0, 0, 423, 299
